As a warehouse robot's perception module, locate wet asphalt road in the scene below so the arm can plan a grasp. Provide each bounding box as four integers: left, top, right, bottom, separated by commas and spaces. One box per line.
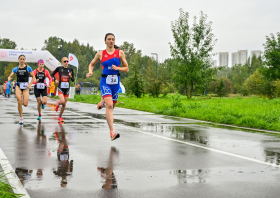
1, 96, 280, 198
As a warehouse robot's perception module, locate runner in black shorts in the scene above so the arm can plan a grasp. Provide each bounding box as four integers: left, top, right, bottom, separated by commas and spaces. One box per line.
33, 59, 52, 121
51, 57, 74, 123
8, 55, 35, 125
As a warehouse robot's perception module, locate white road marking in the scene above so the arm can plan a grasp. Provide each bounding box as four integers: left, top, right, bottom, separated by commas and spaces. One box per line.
0, 147, 30, 198
65, 109, 280, 168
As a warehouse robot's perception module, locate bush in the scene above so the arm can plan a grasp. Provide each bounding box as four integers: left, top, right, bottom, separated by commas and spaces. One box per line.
123, 63, 144, 98
215, 79, 226, 98
171, 93, 182, 108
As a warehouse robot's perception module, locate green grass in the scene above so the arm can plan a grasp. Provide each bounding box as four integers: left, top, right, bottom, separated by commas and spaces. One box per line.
67, 94, 280, 131
0, 171, 23, 198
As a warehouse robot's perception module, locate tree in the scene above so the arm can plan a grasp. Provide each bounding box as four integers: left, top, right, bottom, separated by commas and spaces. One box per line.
250, 54, 261, 74
0, 38, 17, 82
0, 38, 17, 49
41, 36, 62, 59
210, 76, 232, 94
120, 41, 142, 65
4, 62, 17, 79
124, 63, 144, 98
262, 32, 280, 81
144, 59, 169, 97
169, 9, 217, 98
215, 79, 226, 98
243, 70, 276, 99
120, 41, 142, 79
227, 64, 250, 93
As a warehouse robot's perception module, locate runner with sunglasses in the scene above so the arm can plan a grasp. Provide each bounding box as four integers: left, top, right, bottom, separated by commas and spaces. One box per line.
51, 57, 74, 124
8, 55, 35, 125
87, 33, 129, 141
33, 59, 52, 121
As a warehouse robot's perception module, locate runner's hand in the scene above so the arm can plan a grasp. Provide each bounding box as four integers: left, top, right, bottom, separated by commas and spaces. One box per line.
55, 80, 59, 84
36, 79, 39, 83
86, 72, 93, 78
27, 84, 31, 89
69, 72, 72, 78
47, 85, 50, 88
112, 65, 119, 70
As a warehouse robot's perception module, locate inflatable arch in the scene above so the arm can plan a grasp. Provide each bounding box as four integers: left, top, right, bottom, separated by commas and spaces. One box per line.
0, 49, 60, 71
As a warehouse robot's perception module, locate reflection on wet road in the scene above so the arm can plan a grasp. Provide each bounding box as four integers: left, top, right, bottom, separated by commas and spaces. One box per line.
97, 147, 118, 189
1, 96, 280, 197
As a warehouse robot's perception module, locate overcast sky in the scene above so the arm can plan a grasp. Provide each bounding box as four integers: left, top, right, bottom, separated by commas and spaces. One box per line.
1, 0, 279, 65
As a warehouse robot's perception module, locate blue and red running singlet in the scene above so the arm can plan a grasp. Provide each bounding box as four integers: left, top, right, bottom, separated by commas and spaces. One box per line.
100, 49, 121, 103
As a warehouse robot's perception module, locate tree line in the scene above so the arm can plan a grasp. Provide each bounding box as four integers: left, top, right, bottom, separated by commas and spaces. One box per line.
1, 9, 280, 99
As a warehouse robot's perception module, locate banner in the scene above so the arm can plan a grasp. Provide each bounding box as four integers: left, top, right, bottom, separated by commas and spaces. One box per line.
0, 49, 60, 71
68, 53, 79, 68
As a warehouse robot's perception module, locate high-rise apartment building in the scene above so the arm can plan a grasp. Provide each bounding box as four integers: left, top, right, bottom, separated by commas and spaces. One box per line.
251, 50, 262, 58
219, 52, 229, 67
231, 52, 238, 66
237, 50, 248, 65
211, 60, 217, 67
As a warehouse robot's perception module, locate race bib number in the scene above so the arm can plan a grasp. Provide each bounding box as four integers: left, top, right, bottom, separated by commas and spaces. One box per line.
61, 82, 69, 88
60, 154, 69, 161
19, 82, 28, 89
106, 75, 118, 85
36, 83, 45, 89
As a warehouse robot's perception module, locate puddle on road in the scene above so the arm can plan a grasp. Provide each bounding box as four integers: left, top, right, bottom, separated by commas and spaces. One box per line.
11, 123, 280, 194
76, 112, 280, 166
15, 125, 74, 188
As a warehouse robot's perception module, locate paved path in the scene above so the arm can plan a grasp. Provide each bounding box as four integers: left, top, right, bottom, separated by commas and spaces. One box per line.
1, 96, 280, 198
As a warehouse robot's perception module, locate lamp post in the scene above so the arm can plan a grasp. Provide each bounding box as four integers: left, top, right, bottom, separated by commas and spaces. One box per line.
151, 53, 158, 77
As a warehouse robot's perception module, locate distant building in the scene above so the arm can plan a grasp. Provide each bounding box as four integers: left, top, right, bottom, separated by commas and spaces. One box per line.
237, 50, 248, 65
251, 50, 262, 58
211, 60, 217, 67
231, 50, 248, 66
219, 52, 229, 67
231, 52, 238, 66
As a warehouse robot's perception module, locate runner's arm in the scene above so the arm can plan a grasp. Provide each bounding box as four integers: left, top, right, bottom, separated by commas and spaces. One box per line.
28, 71, 35, 89
51, 67, 59, 77
70, 68, 74, 82
51, 67, 59, 84
33, 70, 37, 84
112, 50, 129, 72
45, 70, 52, 85
8, 72, 15, 81
87, 51, 102, 77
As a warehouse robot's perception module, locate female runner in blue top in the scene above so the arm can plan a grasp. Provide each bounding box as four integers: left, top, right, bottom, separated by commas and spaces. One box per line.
87, 33, 129, 141
8, 54, 35, 125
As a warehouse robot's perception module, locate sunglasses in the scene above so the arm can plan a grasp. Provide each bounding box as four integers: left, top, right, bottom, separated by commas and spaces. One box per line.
63, 60, 69, 63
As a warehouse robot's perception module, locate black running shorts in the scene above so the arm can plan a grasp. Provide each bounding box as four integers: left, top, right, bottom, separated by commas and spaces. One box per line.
34, 87, 48, 98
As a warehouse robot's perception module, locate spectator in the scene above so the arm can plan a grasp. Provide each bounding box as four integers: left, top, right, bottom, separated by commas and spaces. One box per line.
3, 82, 6, 96
50, 81, 55, 98
5, 81, 11, 98
76, 83, 81, 95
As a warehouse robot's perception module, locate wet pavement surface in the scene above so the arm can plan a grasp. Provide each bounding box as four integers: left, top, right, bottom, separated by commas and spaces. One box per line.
1, 96, 280, 197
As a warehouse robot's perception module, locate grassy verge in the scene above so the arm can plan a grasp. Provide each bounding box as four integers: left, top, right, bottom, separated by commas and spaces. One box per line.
67, 94, 280, 131
0, 171, 23, 198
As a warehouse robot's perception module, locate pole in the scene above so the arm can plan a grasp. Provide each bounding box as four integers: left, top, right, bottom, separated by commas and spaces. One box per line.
205, 79, 208, 96
75, 67, 78, 86
156, 54, 158, 77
